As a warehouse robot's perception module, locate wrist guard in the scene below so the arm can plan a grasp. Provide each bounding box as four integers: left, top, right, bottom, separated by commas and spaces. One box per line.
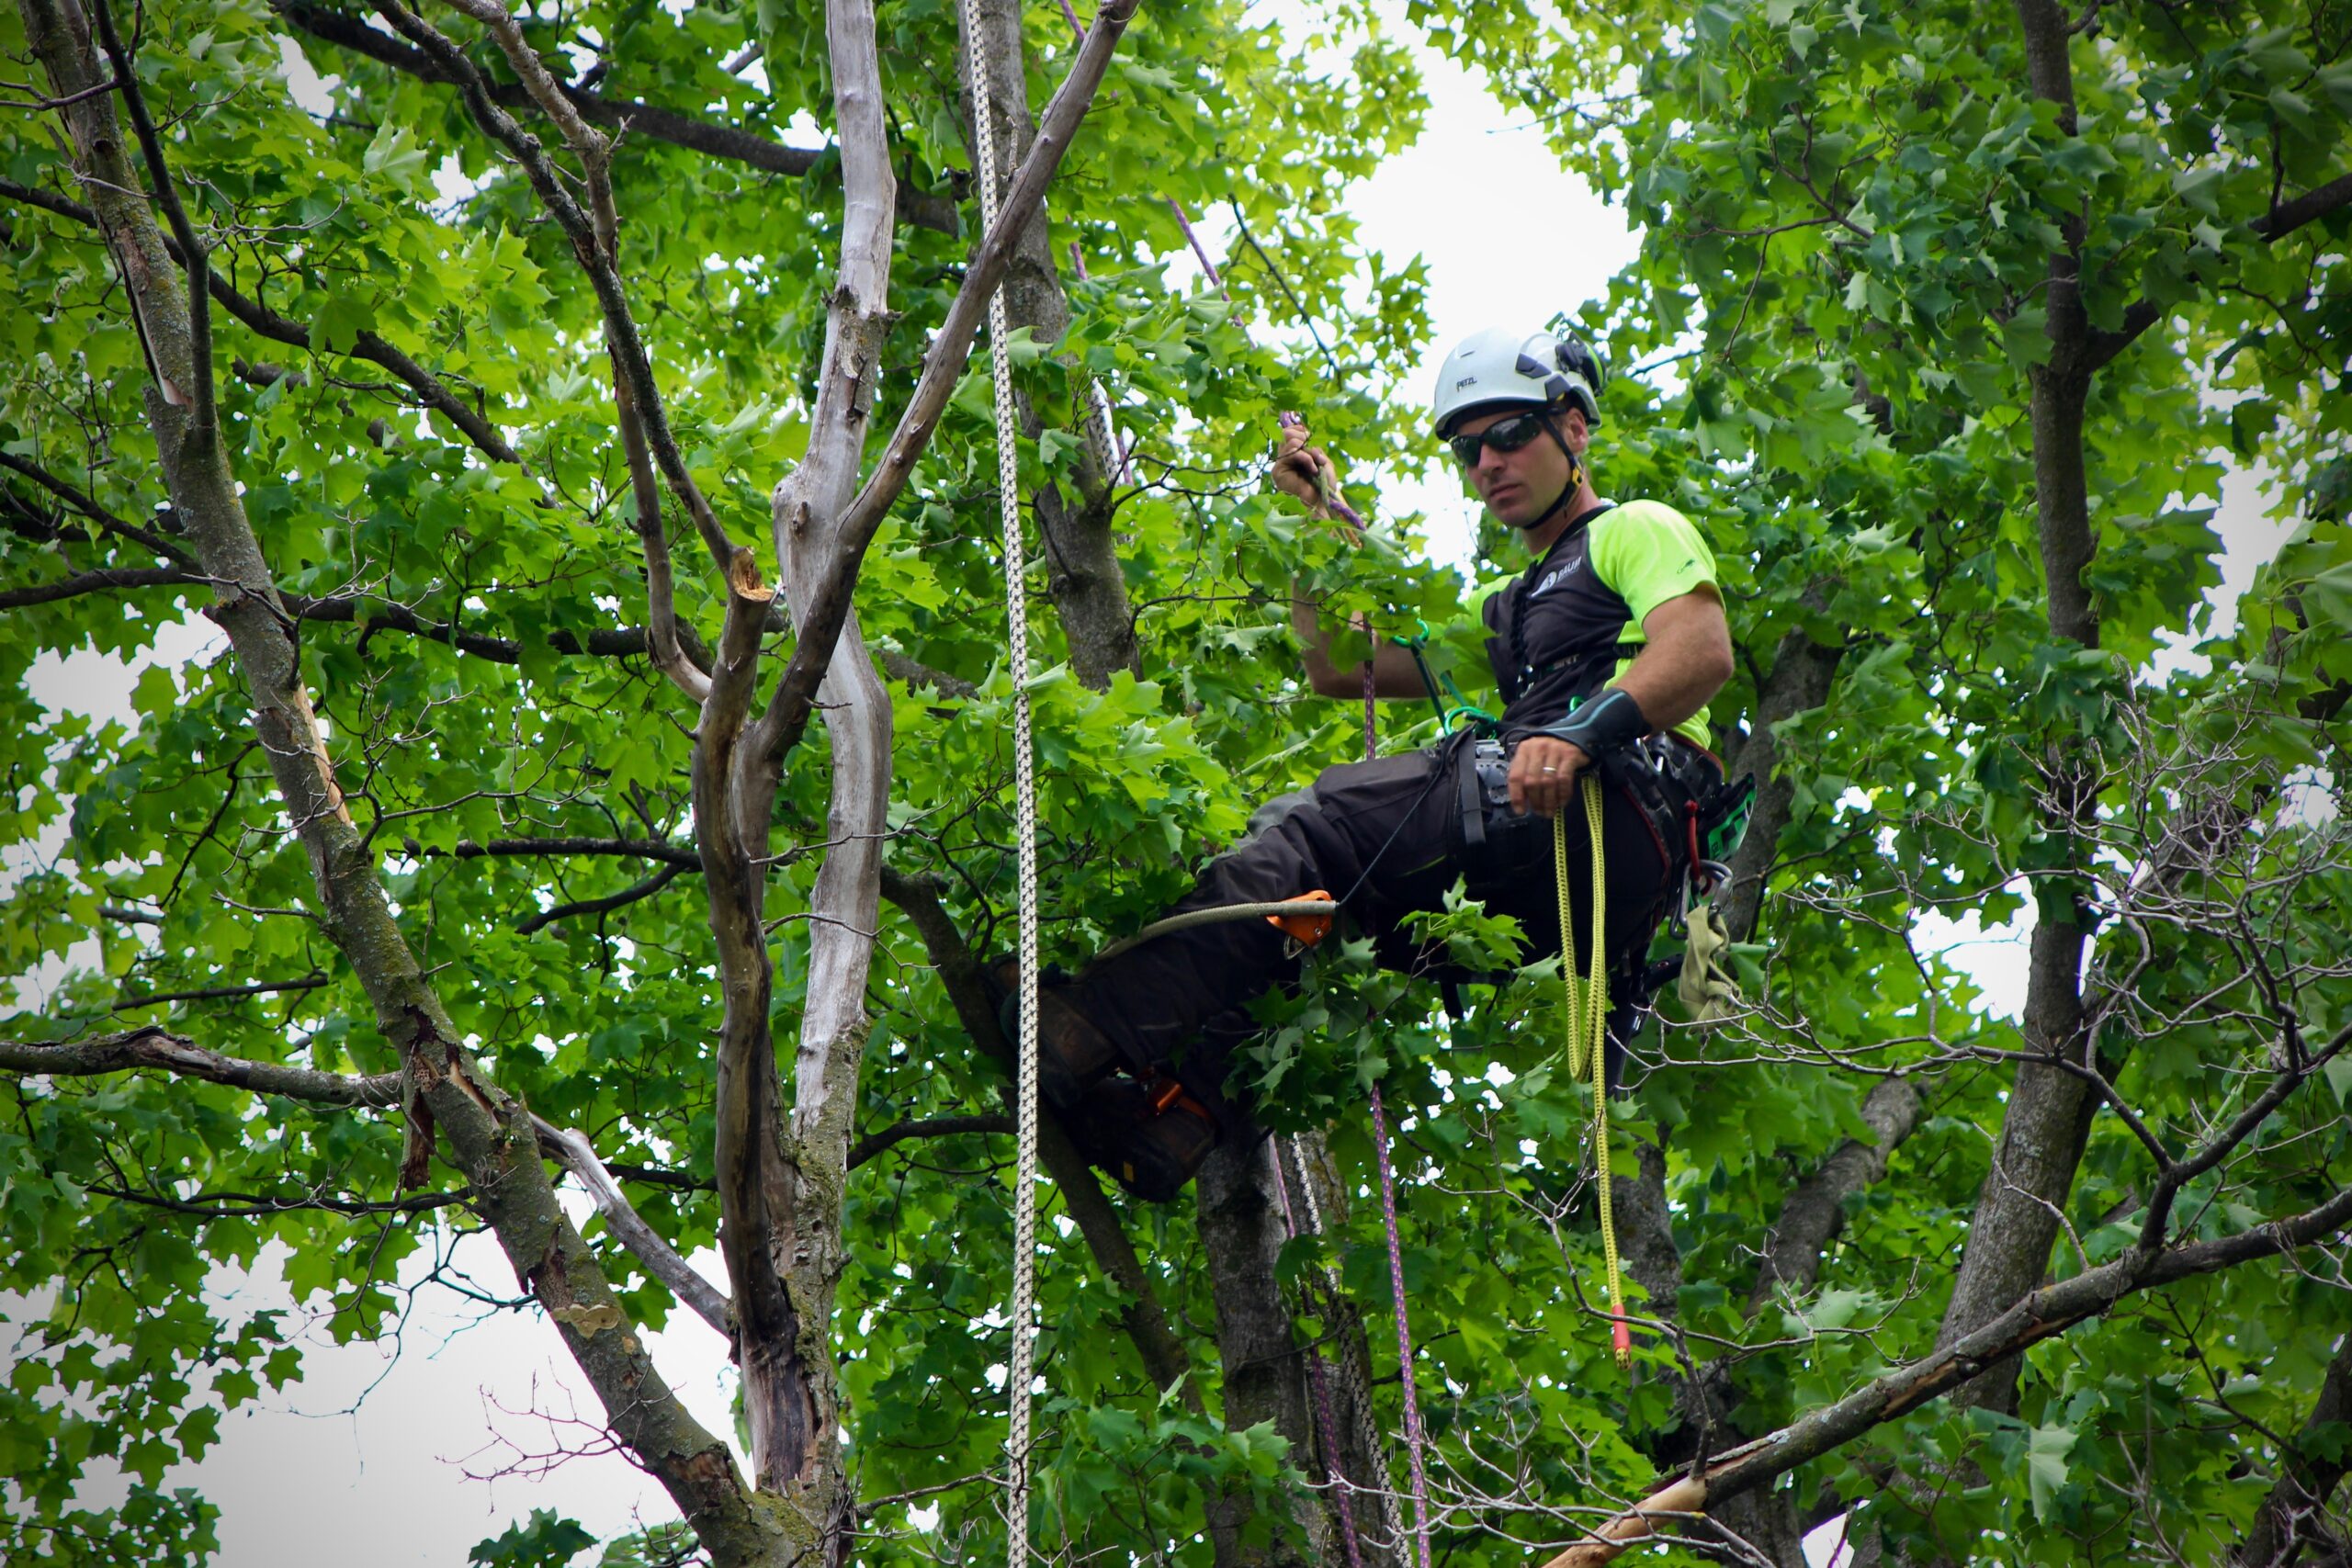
1535, 688, 1650, 761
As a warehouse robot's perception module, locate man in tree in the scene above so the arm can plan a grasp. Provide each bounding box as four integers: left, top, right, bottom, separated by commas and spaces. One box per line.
1018, 328, 1737, 1199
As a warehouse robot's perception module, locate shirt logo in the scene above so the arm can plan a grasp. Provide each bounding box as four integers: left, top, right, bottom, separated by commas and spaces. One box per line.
1532, 558, 1586, 597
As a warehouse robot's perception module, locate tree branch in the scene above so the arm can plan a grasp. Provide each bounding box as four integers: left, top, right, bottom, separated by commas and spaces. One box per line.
0, 1025, 402, 1106
876, 649, 979, 700
1544, 1179, 2352, 1566
0, 447, 195, 563
2138, 1019, 2352, 1253
0, 564, 200, 609
16, 0, 759, 1542
532, 1114, 732, 1337
2235, 1332, 2352, 1567
879, 866, 1202, 1403
0, 174, 527, 467
2256, 168, 2352, 242
749, 0, 1144, 769
514, 862, 686, 934
435, 836, 702, 868
286, 592, 712, 671
87, 1179, 469, 1218
268, 0, 960, 234
1748, 1077, 1924, 1312
89, 0, 215, 439
112, 973, 328, 1010
847, 1113, 1014, 1169
2086, 168, 2352, 374
376, 0, 732, 573
431, 0, 710, 700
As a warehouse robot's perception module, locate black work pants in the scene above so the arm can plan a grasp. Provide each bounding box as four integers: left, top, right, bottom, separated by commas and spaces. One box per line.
1064, 737, 1697, 1077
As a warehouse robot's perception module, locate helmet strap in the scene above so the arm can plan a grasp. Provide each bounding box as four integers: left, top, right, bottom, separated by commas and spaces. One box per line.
1516, 410, 1588, 532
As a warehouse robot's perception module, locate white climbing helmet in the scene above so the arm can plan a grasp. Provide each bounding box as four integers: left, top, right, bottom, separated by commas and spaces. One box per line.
1431, 326, 1606, 436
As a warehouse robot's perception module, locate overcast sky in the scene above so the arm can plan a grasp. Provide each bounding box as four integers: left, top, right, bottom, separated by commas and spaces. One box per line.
15, 6, 2302, 1565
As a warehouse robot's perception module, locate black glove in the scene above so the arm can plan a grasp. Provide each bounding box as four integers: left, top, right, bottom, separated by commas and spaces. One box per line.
1533, 687, 1650, 761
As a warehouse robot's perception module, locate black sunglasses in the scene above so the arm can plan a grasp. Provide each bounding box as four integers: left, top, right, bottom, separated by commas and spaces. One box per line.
1446, 408, 1555, 468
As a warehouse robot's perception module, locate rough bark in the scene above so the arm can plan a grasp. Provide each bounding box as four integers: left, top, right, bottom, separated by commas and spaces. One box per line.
669, 0, 904, 1512
748, 0, 1143, 768
961, 0, 1139, 688
2237, 1335, 2352, 1568
15, 1, 772, 1554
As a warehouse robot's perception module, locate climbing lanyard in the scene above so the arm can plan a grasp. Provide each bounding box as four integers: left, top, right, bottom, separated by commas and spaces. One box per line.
1555, 784, 1631, 1367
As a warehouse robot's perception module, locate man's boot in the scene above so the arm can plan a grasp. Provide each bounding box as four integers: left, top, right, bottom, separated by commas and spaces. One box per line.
988, 960, 1123, 1109
988, 961, 1226, 1200
1069, 1070, 1221, 1203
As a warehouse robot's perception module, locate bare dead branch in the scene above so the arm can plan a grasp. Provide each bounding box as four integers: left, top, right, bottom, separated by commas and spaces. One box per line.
532, 1114, 732, 1337
0, 1024, 402, 1106
749, 0, 1144, 769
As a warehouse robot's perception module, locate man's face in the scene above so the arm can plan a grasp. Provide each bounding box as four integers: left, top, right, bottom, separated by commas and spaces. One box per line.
1453, 406, 1586, 530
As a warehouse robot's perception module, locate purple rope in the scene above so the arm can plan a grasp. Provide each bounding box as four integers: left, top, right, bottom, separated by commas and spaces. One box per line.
1267, 1142, 1368, 1568
1166, 197, 1231, 301
1367, 1083, 1433, 1568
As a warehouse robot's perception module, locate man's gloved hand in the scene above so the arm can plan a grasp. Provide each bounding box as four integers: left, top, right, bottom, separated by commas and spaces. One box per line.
1508, 736, 1590, 818
1273, 416, 1355, 537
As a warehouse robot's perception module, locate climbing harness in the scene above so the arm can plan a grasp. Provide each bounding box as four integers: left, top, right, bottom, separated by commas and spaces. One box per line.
963, 2, 1042, 1556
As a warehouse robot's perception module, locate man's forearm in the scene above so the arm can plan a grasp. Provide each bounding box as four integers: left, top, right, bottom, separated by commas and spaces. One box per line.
1291, 585, 1430, 700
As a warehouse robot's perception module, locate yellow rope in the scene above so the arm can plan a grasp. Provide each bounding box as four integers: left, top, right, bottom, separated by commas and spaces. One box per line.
1555, 778, 1630, 1368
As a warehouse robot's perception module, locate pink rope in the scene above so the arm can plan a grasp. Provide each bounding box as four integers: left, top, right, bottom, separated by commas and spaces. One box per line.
1367, 1084, 1433, 1568
1363, 619, 1433, 1568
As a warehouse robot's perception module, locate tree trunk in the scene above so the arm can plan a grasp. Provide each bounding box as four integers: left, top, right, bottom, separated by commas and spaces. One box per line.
1612, 616, 1849, 1567
961, 0, 1139, 689
14, 0, 775, 1554
1932, 0, 2103, 1421
1721, 625, 1846, 944
1199, 1134, 1332, 1568
2237, 1335, 2352, 1567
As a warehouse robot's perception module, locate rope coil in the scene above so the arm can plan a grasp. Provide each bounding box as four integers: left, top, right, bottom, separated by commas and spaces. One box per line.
962, 1, 1040, 1556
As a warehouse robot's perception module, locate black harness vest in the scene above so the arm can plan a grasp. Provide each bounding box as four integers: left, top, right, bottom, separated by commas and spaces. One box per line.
1480, 504, 1640, 736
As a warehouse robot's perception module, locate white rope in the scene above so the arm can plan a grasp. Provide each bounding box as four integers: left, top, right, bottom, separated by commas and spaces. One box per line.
963, 3, 1041, 1562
